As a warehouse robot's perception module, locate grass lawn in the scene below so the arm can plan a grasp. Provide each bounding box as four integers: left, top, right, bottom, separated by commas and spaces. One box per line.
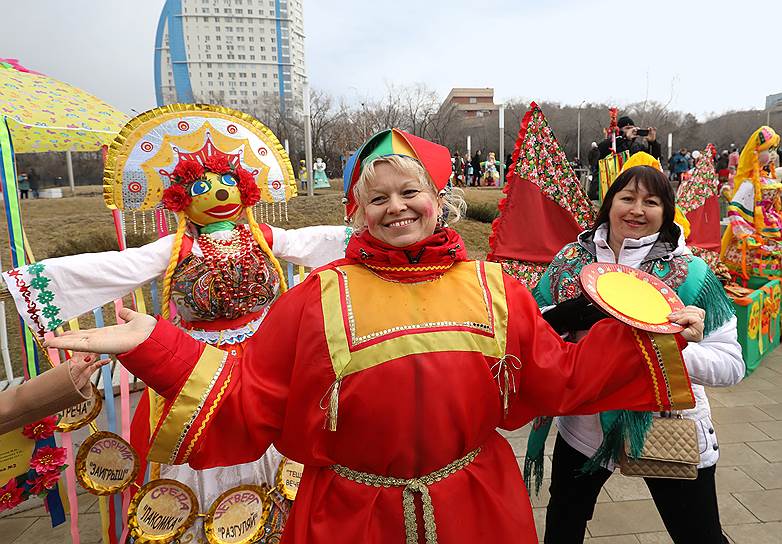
0, 182, 504, 376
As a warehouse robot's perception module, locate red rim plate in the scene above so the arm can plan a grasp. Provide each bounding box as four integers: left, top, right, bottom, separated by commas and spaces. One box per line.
579, 263, 685, 334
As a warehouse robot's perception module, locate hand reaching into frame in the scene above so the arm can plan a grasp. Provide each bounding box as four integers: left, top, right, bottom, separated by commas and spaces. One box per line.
45, 308, 157, 355
67, 352, 109, 391
668, 305, 705, 343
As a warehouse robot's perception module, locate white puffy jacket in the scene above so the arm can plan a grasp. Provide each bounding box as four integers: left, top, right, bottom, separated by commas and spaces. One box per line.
555, 225, 745, 469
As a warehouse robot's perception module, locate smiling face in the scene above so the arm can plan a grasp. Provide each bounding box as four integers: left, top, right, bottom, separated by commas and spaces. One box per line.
359, 162, 441, 247
607, 179, 664, 246
184, 171, 244, 226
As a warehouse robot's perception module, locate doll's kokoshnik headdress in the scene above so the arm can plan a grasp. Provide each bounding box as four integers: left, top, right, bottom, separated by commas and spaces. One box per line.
103, 103, 298, 315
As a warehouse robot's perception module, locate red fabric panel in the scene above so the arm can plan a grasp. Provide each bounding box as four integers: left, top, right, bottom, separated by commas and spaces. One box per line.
685, 195, 721, 253
488, 173, 584, 263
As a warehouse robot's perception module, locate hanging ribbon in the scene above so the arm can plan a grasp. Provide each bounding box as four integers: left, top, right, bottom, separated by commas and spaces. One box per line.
44, 339, 80, 544
0, 117, 65, 526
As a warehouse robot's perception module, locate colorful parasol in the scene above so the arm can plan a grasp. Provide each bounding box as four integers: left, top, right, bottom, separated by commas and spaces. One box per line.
0, 58, 129, 537
0, 58, 128, 153
487, 102, 595, 288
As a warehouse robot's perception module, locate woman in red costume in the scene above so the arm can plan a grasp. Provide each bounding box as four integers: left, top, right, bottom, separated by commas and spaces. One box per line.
48, 129, 706, 543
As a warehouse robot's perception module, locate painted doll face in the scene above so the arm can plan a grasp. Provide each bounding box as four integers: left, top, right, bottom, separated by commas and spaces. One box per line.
184, 171, 244, 226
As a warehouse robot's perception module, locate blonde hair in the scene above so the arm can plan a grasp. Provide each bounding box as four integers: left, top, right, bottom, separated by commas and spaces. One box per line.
160, 208, 288, 320
351, 155, 466, 231
161, 212, 188, 319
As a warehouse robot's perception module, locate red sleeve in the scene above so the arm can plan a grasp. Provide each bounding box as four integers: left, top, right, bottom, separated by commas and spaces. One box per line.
120, 277, 313, 469
258, 222, 274, 248
501, 274, 693, 429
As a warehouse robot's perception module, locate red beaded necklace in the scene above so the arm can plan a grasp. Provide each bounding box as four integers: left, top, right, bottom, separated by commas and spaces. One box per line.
197, 225, 264, 315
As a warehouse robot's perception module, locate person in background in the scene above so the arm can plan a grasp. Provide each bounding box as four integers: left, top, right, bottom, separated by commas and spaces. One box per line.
464, 154, 473, 186
17, 173, 30, 199
532, 162, 743, 544
451, 151, 466, 187
0, 352, 106, 434
587, 141, 601, 200
669, 148, 690, 182
28, 168, 40, 199
298, 159, 308, 190
597, 116, 661, 161
471, 150, 483, 187
716, 150, 730, 187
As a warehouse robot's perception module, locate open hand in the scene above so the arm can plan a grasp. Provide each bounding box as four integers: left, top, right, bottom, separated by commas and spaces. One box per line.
68, 352, 108, 390
45, 308, 156, 355
668, 305, 705, 342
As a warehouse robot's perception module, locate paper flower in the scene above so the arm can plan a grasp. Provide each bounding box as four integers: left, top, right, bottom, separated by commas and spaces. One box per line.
172, 159, 204, 184
204, 154, 232, 174
26, 471, 61, 496
0, 479, 25, 512
22, 415, 58, 441
162, 184, 193, 212
236, 167, 261, 207
30, 446, 67, 474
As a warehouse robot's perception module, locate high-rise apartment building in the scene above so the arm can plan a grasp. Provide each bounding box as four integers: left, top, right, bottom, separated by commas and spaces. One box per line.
154, 0, 306, 115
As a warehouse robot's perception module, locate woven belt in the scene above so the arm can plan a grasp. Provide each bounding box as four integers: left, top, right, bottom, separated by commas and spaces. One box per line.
330, 448, 480, 544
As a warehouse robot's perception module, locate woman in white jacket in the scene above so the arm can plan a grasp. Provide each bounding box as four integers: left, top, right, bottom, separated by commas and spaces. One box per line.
527, 164, 744, 544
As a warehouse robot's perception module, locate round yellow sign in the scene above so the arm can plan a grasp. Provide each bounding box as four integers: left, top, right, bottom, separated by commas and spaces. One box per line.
596, 271, 671, 324
75, 431, 139, 495
205, 485, 268, 544
276, 458, 304, 501
56, 384, 102, 432
128, 479, 199, 543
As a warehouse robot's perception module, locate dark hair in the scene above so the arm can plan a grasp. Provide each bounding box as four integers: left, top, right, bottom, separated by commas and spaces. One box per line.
590, 165, 680, 247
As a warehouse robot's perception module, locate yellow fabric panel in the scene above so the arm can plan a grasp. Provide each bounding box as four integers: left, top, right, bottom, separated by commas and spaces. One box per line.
347, 263, 491, 340
148, 345, 228, 464
319, 262, 509, 379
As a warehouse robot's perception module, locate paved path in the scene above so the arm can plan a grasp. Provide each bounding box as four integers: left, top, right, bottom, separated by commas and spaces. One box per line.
3, 350, 782, 544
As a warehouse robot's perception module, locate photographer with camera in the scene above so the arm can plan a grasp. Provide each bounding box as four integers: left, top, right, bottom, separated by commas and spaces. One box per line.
597, 115, 661, 161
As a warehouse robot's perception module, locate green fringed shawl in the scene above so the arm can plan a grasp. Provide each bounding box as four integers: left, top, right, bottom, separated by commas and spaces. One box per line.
523, 252, 734, 495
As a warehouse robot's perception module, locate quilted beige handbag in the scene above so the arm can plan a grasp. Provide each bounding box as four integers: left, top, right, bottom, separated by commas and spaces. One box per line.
619, 414, 699, 480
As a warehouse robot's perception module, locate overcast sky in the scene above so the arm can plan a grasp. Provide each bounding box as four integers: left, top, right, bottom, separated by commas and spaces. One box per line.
1, 0, 779, 120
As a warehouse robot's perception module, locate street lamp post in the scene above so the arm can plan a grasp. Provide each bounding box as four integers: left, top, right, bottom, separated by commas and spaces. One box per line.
498, 104, 505, 186
303, 82, 313, 197
577, 100, 586, 162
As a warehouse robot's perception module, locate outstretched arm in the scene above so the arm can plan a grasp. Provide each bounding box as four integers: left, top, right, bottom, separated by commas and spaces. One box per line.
2, 235, 174, 334
501, 275, 696, 429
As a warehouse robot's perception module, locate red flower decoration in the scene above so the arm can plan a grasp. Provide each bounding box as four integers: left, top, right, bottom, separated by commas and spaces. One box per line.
236, 167, 261, 206
30, 446, 67, 474
0, 479, 25, 512
26, 471, 61, 496
162, 184, 193, 212
172, 159, 204, 184
22, 416, 58, 441
203, 154, 232, 174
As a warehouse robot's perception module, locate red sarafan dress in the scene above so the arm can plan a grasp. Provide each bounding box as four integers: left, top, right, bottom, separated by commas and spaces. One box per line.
119, 228, 694, 543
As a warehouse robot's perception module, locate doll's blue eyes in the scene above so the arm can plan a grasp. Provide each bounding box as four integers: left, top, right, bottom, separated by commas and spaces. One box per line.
190, 179, 211, 196
221, 174, 237, 186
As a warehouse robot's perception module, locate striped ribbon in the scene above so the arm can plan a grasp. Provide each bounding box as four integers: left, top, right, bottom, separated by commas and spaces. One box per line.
0, 117, 65, 526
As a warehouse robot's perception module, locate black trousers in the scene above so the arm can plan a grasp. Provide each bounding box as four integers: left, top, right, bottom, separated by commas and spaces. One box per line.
544, 434, 728, 544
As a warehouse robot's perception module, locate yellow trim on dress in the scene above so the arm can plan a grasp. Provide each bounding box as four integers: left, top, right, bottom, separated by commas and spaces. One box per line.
148, 345, 228, 464
319, 261, 509, 380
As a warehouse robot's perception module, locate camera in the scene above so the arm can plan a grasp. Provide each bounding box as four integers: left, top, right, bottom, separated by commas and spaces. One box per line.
635, 128, 650, 137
